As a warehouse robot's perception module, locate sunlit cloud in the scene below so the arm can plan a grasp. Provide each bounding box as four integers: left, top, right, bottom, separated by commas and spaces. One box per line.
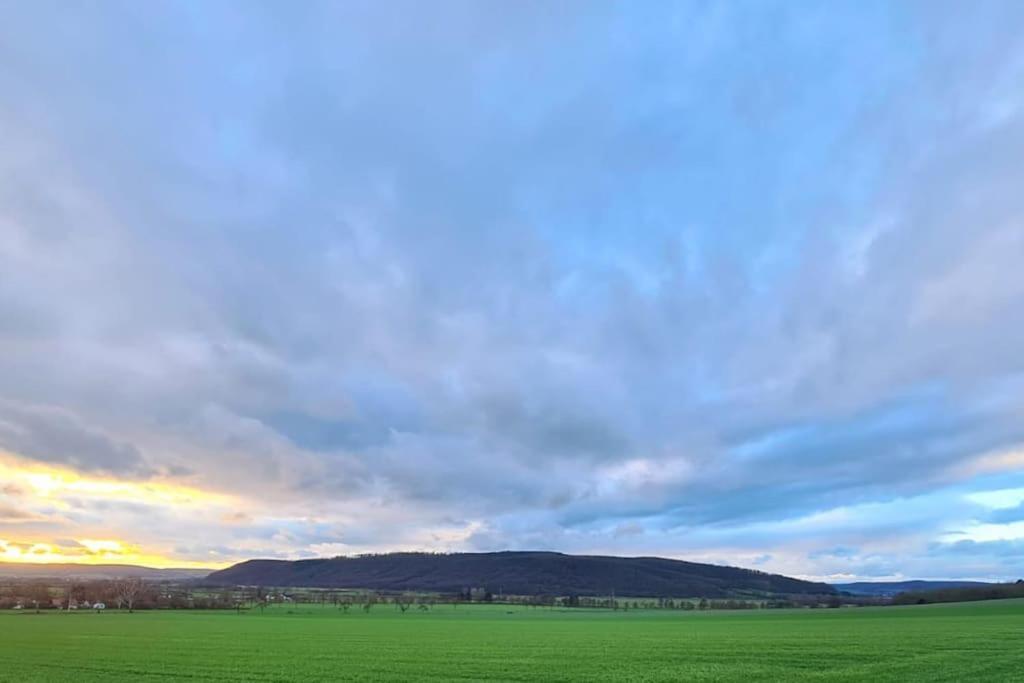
0, 453, 243, 567
0, 453, 235, 509
941, 521, 1024, 544
965, 486, 1024, 510
948, 448, 1024, 481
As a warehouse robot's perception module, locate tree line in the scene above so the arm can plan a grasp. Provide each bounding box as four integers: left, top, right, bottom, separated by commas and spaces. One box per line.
1, 577, 149, 612
1, 578, 880, 612
892, 580, 1024, 605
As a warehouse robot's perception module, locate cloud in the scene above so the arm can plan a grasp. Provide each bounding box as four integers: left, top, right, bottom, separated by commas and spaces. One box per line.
0, 401, 150, 476
0, 504, 40, 523
0, 1, 1023, 578
2, 484, 24, 496
990, 504, 1024, 525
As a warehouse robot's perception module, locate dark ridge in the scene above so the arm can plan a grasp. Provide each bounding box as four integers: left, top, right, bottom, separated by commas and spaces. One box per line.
204, 551, 835, 598
891, 580, 1024, 605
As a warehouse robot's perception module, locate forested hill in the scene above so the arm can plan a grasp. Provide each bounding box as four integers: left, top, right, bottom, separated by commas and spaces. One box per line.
204, 551, 835, 597
834, 580, 994, 597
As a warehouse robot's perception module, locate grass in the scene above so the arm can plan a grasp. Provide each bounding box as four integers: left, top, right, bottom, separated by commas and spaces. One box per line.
1, 599, 1022, 681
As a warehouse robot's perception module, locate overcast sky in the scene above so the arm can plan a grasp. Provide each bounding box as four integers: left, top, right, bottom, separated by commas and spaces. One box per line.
2, 1, 1024, 581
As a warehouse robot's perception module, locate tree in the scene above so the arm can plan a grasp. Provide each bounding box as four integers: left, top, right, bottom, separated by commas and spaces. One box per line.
114, 578, 145, 613
25, 582, 51, 613
64, 582, 87, 611
394, 594, 414, 613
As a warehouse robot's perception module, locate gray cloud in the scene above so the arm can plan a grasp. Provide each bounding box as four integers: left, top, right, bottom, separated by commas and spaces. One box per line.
989, 504, 1024, 525
1, 1, 1024, 577
0, 401, 150, 476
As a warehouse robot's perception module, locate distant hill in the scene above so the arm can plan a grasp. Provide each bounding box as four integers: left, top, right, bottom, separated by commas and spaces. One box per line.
0, 562, 211, 581
834, 580, 994, 597
891, 581, 1024, 605
204, 551, 835, 598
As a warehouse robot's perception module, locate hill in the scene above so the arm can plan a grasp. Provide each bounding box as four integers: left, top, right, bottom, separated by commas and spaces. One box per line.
834, 580, 994, 597
891, 581, 1024, 605
204, 551, 834, 597
0, 562, 211, 581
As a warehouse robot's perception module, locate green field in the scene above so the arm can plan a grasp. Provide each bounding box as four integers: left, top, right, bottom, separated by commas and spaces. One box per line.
1, 600, 1022, 681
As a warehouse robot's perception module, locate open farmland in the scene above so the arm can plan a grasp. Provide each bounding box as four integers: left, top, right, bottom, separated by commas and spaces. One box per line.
1, 599, 1022, 681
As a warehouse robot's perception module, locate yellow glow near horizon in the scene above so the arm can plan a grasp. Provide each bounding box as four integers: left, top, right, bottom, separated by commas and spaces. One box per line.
0, 538, 227, 569
0, 453, 235, 508
0, 452, 240, 569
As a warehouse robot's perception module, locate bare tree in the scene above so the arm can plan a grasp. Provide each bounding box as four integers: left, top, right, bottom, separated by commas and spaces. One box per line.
114, 577, 145, 613
26, 581, 50, 613
63, 582, 89, 611
394, 593, 414, 613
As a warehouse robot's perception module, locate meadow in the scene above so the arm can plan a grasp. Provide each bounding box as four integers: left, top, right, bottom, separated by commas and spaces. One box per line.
1, 599, 1022, 681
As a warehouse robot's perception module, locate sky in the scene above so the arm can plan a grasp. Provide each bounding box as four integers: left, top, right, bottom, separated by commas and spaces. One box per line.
1, 1, 1024, 582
